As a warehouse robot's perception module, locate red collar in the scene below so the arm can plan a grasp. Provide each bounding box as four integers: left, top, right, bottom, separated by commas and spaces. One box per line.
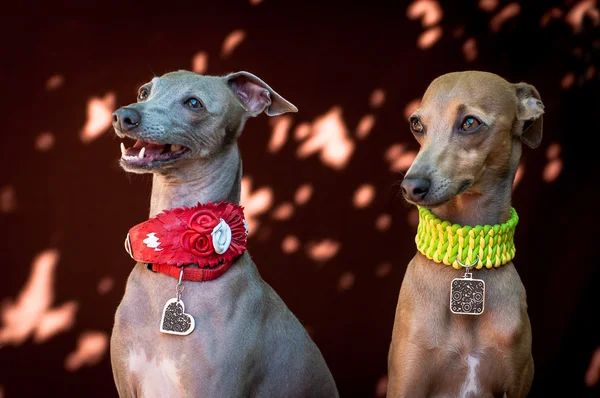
125, 202, 248, 282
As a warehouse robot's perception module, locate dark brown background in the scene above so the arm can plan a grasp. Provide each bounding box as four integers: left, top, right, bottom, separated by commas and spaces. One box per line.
1, 1, 599, 397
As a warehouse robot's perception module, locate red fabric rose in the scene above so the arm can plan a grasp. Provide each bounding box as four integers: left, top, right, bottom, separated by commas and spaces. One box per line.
180, 230, 214, 257
188, 210, 219, 234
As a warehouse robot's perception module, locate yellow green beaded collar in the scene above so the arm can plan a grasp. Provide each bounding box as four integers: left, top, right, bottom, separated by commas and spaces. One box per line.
415, 206, 519, 270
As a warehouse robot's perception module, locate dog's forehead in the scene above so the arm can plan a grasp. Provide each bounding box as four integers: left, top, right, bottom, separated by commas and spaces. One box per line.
421, 71, 514, 112
149, 71, 227, 97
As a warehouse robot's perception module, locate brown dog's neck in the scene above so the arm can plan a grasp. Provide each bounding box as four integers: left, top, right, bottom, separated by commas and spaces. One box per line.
431, 174, 514, 226
149, 144, 242, 218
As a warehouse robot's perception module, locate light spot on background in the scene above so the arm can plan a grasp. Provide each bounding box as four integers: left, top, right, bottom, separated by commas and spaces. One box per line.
294, 122, 311, 141
240, 177, 274, 235
375, 262, 392, 278
353, 184, 376, 208
282, 235, 300, 253
586, 65, 596, 80
386, 144, 417, 172
356, 114, 376, 139
221, 30, 246, 58
250, 0, 263, 4
65, 331, 108, 371
45, 74, 64, 91
34, 301, 78, 343
35, 131, 55, 151
0, 249, 75, 345
404, 98, 421, 118
370, 88, 386, 108
490, 3, 521, 32
375, 214, 392, 231
407, 0, 443, 27
462, 38, 478, 62
271, 202, 294, 220
191, 51, 208, 74
338, 271, 355, 291
268, 116, 292, 153
408, 208, 420, 228
306, 239, 341, 263
0, 186, 17, 213
297, 107, 355, 170
561, 72, 575, 89
478, 0, 498, 12
543, 143, 563, 183
97, 277, 114, 295
79, 92, 116, 144
513, 163, 525, 189
566, 0, 599, 33
546, 142, 561, 159
540, 7, 564, 27
417, 26, 443, 49
375, 375, 389, 396
294, 184, 313, 205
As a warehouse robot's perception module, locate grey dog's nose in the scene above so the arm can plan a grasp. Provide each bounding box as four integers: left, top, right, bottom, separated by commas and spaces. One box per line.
112, 107, 141, 131
401, 177, 430, 202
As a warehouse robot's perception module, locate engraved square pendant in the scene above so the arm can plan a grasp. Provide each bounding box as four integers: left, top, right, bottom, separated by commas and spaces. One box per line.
450, 277, 485, 315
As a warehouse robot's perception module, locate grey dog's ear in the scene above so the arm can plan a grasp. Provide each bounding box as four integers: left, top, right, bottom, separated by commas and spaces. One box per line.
513, 82, 544, 149
225, 71, 298, 117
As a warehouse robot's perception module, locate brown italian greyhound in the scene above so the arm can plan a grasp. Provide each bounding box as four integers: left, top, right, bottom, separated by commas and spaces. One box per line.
388, 71, 544, 397
110, 70, 338, 397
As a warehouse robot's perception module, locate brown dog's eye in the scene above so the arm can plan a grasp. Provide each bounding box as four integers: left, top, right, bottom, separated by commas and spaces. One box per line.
410, 117, 424, 133
459, 116, 482, 133
138, 87, 149, 101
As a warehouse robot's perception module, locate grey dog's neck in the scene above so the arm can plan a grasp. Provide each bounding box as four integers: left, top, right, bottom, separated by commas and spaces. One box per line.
149, 144, 242, 218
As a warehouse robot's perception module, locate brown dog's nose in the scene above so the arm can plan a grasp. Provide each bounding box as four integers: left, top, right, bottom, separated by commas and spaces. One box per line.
401, 177, 430, 202
112, 107, 141, 131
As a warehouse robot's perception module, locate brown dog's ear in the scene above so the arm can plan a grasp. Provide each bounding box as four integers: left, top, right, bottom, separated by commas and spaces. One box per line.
225, 71, 298, 117
513, 82, 544, 149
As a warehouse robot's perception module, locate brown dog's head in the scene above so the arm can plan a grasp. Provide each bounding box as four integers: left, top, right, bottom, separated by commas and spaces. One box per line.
112, 70, 297, 174
401, 71, 544, 208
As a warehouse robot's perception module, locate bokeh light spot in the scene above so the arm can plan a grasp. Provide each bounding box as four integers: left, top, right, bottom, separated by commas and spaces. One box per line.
375, 375, 389, 397
404, 98, 421, 119
65, 331, 109, 372
490, 3, 521, 33
192, 51, 208, 74
80, 92, 116, 144
221, 30, 246, 58
97, 277, 114, 295
282, 235, 300, 254
370, 88, 386, 108
294, 184, 313, 205
543, 159, 563, 182
375, 262, 392, 278
356, 114, 376, 139
338, 271, 355, 292
45, 74, 64, 91
306, 239, 341, 263
417, 27, 443, 49
407, 0, 443, 28
462, 38, 478, 62
375, 214, 392, 231
353, 184, 376, 208
271, 202, 295, 220
268, 116, 292, 153
240, 177, 274, 236
0, 186, 17, 213
35, 131, 55, 152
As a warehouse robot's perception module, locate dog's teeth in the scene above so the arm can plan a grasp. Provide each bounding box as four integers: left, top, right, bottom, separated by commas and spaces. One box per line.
120, 142, 126, 156
171, 144, 182, 152
139, 147, 146, 159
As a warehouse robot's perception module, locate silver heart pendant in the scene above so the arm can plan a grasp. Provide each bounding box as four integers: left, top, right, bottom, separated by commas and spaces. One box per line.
160, 298, 195, 335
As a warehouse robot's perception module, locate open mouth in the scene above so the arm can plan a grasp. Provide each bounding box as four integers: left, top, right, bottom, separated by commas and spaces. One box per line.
120, 138, 189, 165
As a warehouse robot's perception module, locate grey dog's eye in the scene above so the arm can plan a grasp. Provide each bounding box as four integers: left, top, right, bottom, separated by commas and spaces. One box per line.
410, 117, 424, 133
459, 116, 482, 133
185, 98, 203, 109
138, 87, 149, 101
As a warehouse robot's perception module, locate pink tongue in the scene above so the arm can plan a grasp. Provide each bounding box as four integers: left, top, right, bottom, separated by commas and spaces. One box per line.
127, 141, 166, 157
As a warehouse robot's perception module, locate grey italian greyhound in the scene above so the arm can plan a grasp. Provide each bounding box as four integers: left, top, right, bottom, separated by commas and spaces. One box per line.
388, 71, 543, 397
110, 70, 338, 397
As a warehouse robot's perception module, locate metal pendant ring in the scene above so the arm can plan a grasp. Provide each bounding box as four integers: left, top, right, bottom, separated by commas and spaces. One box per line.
457, 255, 479, 269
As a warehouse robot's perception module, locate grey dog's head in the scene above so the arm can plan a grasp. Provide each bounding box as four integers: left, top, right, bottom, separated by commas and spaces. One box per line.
112, 70, 297, 174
